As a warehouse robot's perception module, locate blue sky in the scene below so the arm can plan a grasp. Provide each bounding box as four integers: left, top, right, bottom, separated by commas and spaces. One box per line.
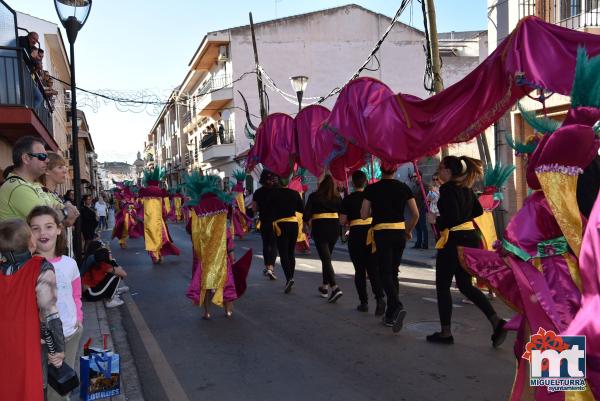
14, 1, 488, 163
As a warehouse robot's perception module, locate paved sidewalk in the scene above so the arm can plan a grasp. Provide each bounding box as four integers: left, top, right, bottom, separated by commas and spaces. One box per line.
70, 300, 144, 401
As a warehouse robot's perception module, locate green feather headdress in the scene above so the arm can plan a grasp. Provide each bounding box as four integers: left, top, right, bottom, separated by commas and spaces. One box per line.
517, 102, 561, 135
571, 46, 600, 109
361, 158, 381, 182
484, 162, 516, 190
142, 167, 166, 186
184, 171, 232, 206
232, 169, 247, 183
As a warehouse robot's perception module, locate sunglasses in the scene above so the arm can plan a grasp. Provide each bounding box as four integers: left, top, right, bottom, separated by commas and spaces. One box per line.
28, 152, 48, 161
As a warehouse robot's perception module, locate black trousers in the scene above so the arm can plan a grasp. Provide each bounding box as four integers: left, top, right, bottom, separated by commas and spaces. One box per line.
275, 222, 298, 282
436, 231, 497, 326
83, 273, 120, 301
260, 220, 278, 266
348, 226, 384, 303
374, 230, 405, 318
312, 220, 339, 287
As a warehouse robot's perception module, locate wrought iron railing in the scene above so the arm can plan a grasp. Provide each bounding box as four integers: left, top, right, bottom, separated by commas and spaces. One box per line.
200, 128, 234, 149
519, 0, 600, 29
0, 46, 54, 136
196, 75, 232, 97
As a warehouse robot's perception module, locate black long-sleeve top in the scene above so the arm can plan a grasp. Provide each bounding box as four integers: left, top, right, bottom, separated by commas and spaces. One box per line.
303, 193, 341, 222
268, 188, 304, 220
435, 182, 482, 231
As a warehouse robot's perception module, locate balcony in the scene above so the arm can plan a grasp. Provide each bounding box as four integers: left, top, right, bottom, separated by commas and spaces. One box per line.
201, 129, 235, 162
0, 46, 57, 150
519, 0, 600, 30
194, 75, 233, 117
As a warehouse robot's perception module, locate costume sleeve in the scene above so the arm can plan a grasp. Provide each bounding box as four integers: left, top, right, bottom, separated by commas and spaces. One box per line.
470, 190, 484, 219
436, 186, 458, 231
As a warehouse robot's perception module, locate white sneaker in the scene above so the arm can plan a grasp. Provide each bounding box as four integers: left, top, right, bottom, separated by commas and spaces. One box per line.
116, 285, 130, 294
105, 297, 124, 308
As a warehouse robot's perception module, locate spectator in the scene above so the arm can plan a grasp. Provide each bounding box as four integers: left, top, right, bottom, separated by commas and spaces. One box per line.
28, 206, 82, 401
218, 118, 225, 144
95, 196, 108, 231
81, 245, 127, 308
40, 152, 67, 206
80, 194, 98, 249
17, 31, 39, 69
63, 190, 75, 205
0, 136, 78, 224
0, 218, 65, 401
427, 174, 441, 217
411, 174, 429, 249
37, 48, 44, 63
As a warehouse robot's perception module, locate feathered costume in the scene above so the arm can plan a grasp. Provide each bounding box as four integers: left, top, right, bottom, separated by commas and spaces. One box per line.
184, 173, 252, 308
460, 48, 600, 401
231, 169, 252, 239
139, 168, 180, 263
111, 181, 144, 248
172, 186, 185, 223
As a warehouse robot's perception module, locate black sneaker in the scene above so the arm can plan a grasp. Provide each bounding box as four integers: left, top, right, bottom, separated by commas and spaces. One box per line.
426, 332, 454, 344
382, 316, 394, 327
266, 269, 277, 280
375, 298, 386, 316
318, 285, 329, 298
284, 279, 295, 294
328, 287, 343, 303
392, 308, 407, 333
356, 303, 368, 312
262, 268, 268, 276
491, 319, 508, 348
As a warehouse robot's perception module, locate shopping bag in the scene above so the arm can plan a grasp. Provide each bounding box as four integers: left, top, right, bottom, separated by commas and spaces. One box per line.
79, 350, 120, 400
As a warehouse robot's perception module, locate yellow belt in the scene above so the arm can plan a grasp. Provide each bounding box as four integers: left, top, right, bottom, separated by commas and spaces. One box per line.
350, 217, 372, 227
366, 222, 406, 253
273, 216, 298, 237
435, 221, 476, 249
311, 212, 339, 220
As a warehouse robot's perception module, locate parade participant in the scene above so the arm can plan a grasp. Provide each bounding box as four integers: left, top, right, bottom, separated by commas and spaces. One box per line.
425, 156, 506, 345
163, 189, 175, 222
270, 175, 304, 293
304, 173, 343, 303
111, 182, 143, 249
289, 168, 311, 254
231, 169, 252, 239
252, 169, 279, 280
361, 160, 418, 332
0, 218, 65, 401
340, 170, 385, 314
185, 173, 252, 319
139, 168, 180, 263
460, 48, 600, 400
28, 206, 82, 401
173, 187, 185, 223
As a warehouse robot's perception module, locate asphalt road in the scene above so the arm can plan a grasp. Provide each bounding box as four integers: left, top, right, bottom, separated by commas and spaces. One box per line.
107, 222, 517, 401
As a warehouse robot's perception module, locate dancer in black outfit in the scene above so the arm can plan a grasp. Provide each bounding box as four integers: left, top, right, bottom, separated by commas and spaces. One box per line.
426, 155, 507, 346
340, 170, 385, 314
361, 161, 419, 333
253, 170, 279, 280
304, 174, 343, 303
269, 179, 304, 293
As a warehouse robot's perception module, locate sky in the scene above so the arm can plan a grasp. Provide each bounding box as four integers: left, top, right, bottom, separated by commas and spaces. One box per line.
14, 0, 488, 164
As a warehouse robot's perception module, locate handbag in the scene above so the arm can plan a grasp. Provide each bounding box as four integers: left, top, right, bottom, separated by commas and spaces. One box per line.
43, 327, 80, 395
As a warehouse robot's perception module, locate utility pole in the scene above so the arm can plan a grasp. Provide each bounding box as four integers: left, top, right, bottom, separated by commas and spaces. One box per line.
249, 12, 267, 121
425, 0, 448, 157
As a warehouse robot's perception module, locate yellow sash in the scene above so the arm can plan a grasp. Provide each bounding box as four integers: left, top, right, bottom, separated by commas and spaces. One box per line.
366, 222, 406, 253
311, 212, 339, 220
273, 216, 298, 237
435, 221, 476, 249
350, 218, 372, 227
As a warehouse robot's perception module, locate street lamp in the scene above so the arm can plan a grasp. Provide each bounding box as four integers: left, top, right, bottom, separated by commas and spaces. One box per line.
290, 75, 309, 113
54, 0, 92, 261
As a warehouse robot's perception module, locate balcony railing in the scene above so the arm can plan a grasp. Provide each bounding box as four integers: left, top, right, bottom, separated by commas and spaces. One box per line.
0, 46, 54, 136
519, 0, 600, 29
200, 128, 234, 149
197, 75, 232, 97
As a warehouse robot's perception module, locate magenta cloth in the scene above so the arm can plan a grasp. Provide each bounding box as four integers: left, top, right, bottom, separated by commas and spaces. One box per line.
232, 249, 253, 297
295, 105, 335, 178
246, 17, 600, 174
566, 195, 600, 399
246, 113, 296, 177
232, 207, 252, 239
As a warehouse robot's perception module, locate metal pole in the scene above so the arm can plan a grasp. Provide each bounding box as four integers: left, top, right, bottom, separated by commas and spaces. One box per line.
69, 40, 82, 262
425, 0, 448, 157
249, 12, 267, 121
297, 91, 303, 114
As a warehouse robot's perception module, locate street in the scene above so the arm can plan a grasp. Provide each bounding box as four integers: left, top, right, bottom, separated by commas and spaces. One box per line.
106, 222, 517, 401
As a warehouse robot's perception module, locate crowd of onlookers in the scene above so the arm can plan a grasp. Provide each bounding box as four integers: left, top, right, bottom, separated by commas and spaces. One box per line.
0, 136, 128, 400
17, 31, 58, 110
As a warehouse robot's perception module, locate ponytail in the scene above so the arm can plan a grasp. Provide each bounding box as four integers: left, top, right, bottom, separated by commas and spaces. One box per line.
441, 155, 483, 188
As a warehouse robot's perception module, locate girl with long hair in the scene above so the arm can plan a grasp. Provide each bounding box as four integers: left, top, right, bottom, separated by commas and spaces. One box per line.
252, 169, 280, 280
304, 174, 343, 303
426, 155, 506, 345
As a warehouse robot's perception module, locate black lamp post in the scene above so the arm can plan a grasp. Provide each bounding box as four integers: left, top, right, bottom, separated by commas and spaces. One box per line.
290, 75, 309, 113
54, 0, 92, 261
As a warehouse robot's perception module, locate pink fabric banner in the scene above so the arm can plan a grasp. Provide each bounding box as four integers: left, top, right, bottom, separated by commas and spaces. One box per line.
247, 17, 600, 176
